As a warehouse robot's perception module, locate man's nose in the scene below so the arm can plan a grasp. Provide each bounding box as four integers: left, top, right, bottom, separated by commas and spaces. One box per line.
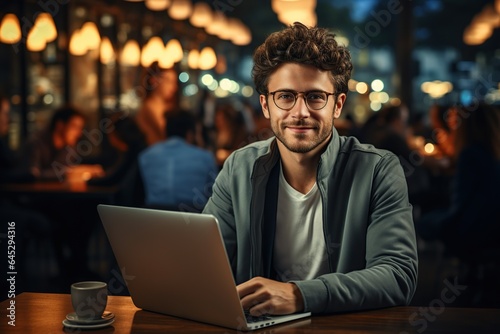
291, 93, 310, 119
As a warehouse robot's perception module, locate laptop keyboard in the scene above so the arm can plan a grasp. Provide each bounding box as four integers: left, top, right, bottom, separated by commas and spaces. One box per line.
244, 310, 272, 323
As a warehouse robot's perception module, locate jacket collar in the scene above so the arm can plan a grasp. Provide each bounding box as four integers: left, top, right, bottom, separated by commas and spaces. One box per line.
317, 127, 342, 181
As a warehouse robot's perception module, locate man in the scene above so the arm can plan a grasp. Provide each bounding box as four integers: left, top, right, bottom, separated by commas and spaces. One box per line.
22, 105, 103, 181
203, 23, 418, 315
139, 110, 217, 212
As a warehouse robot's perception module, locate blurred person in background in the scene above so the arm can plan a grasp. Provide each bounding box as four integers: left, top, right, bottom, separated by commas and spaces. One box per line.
196, 88, 218, 151
369, 105, 430, 200
429, 104, 457, 158
17, 104, 105, 285
417, 103, 500, 252
361, 105, 451, 218
139, 109, 217, 212
88, 115, 147, 206
214, 103, 251, 166
136, 61, 179, 146
416, 103, 500, 306
21, 104, 103, 181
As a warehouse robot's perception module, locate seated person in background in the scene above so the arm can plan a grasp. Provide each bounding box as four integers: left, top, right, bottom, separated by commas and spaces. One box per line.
136, 61, 179, 146
139, 110, 218, 212
214, 103, 251, 166
88, 115, 147, 205
371, 105, 429, 196
429, 104, 457, 158
417, 103, 500, 255
203, 23, 417, 316
368, 106, 450, 211
21, 104, 103, 181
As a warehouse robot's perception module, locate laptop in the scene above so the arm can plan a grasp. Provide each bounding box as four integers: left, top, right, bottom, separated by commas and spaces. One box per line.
97, 204, 311, 331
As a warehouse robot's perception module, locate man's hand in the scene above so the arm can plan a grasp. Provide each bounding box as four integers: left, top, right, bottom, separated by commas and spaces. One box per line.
237, 277, 304, 316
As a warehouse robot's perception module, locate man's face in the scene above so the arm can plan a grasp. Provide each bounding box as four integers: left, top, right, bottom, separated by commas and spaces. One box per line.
60, 116, 85, 147
260, 63, 346, 154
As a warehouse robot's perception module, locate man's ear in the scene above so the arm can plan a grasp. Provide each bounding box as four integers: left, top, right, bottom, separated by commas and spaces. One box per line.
260, 94, 270, 119
334, 93, 347, 119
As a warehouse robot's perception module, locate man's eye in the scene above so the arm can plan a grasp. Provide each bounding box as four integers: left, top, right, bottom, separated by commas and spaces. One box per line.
307, 93, 326, 101
277, 92, 295, 100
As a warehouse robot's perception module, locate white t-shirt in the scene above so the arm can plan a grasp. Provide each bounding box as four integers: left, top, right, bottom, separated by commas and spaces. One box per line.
273, 167, 329, 281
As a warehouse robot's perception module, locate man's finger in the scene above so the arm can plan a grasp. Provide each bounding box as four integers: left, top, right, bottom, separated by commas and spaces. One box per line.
236, 277, 263, 298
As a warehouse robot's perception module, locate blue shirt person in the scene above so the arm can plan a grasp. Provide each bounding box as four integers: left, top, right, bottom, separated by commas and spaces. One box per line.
139, 110, 218, 212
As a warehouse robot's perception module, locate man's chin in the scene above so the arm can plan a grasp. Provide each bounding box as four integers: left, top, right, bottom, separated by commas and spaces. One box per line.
279, 139, 317, 154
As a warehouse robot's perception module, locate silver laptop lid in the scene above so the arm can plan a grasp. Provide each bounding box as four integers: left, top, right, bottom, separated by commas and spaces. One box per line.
98, 204, 246, 328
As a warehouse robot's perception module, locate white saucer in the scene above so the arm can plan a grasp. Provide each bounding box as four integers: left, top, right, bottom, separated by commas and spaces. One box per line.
62, 317, 115, 329
66, 311, 115, 324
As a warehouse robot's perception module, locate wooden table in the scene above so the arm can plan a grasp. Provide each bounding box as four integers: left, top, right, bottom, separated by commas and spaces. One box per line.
1, 293, 499, 333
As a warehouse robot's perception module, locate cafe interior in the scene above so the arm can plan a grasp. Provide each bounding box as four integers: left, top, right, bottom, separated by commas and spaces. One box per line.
1, 0, 500, 319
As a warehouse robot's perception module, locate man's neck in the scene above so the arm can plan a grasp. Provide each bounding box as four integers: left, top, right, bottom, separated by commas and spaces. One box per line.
277, 144, 325, 195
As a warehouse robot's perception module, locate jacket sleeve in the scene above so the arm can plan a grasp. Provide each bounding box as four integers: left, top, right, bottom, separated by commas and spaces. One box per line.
293, 153, 418, 313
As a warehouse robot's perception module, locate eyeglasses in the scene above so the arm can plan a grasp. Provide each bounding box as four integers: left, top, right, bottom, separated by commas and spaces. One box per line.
268, 90, 335, 111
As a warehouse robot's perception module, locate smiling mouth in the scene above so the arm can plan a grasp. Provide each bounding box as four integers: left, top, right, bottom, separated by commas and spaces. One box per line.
285, 125, 316, 132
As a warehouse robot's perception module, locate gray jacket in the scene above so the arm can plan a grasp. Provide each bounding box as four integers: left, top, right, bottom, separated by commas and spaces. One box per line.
203, 128, 418, 314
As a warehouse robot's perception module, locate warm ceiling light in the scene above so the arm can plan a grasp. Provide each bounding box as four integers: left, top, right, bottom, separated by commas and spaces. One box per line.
0, 14, 22, 44
121, 40, 141, 66
217, 18, 234, 40
467, 22, 493, 40
34, 13, 57, 43
198, 46, 217, 70
26, 28, 46, 51
141, 36, 164, 67
145, 0, 171, 11
205, 11, 226, 36
80, 21, 101, 50
473, 4, 500, 26
187, 49, 199, 69
100, 37, 115, 64
227, 18, 252, 45
420, 80, 453, 98
189, 2, 212, 28
272, 0, 317, 14
168, 0, 193, 20
165, 38, 183, 62
69, 29, 87, 55
231, 26, 252, 46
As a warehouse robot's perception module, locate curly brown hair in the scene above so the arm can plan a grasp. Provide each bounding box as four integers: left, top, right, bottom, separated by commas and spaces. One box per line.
252, 22, 353, 96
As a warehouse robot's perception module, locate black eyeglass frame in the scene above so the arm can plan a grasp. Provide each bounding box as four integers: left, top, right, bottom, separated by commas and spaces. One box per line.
267, 90, 336, 111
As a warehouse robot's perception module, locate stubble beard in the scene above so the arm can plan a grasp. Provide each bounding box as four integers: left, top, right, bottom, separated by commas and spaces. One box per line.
271, 119, 333, 154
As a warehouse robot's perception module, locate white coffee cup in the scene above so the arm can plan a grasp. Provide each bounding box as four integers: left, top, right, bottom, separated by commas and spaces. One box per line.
71, 281, 108, 320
